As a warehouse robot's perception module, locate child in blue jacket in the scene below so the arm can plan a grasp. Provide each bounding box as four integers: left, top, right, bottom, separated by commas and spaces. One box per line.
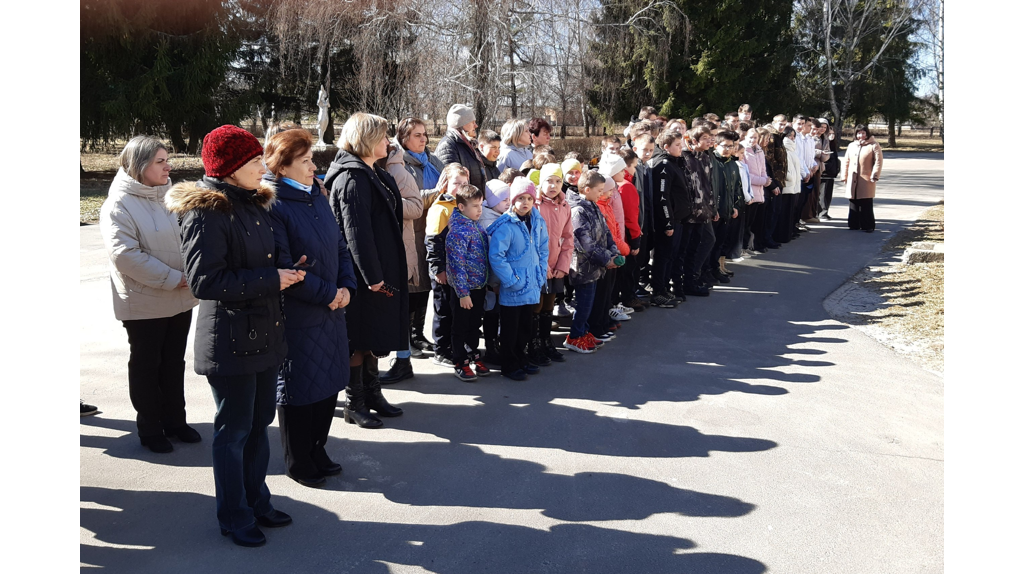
487, 177, 549, 380
445, 184, 490, 382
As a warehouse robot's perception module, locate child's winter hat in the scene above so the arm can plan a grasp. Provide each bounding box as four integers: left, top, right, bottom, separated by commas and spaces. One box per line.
539, 163, 563, 183
509, 177, 538, 202
202, 125, 263, 178
560, 158, 582, 176
484, 179, 511, 209
598, 153, 626, 179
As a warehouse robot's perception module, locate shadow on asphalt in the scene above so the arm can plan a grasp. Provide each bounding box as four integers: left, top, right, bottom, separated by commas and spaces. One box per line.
81, 487, 768, 573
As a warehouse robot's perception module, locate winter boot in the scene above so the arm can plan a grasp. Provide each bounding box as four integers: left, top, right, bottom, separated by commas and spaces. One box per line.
410, 307, 432, 353
380, 356, 414, 384
363, 358, 403, 417
344, 364, 383, 429
527, 314, 551, 367
539, 312, 565, 362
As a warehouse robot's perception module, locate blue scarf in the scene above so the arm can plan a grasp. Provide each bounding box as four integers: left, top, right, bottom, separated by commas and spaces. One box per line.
409, 150, 440, 189
281, 177, 313, 194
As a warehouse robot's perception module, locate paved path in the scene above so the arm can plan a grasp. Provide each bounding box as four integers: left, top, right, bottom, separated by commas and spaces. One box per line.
81, 154, 944, 573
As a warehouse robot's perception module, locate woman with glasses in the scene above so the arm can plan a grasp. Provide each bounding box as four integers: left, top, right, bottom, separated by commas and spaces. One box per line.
324, 113, 407, 428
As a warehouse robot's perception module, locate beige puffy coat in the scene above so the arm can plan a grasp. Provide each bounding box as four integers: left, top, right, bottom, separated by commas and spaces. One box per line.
100, 168, 198, 320
842, 136, 883, 200
385, 142, 427, 290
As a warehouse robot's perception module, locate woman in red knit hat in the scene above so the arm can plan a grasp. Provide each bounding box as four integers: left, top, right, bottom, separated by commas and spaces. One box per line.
166, 125, 306, 548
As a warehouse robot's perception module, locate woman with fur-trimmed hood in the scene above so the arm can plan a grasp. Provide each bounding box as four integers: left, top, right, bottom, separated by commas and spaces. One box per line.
165, 125, 305, 548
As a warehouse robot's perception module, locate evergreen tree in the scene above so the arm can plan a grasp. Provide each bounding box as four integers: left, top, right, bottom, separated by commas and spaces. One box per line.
81, 0, 248, 152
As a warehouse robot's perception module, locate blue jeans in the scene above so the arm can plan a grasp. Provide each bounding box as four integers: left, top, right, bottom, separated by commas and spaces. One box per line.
207, 367, 279, 532
570, 281, 597, 339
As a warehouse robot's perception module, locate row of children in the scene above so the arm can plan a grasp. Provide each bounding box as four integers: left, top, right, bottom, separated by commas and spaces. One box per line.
403, 106, 824, 382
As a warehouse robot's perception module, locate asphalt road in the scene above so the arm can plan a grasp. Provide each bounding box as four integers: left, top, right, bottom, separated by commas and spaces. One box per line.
80, 153, 944, 573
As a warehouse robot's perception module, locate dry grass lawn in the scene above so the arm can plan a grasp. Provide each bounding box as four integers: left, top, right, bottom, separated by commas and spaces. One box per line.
845, 204, 944, 373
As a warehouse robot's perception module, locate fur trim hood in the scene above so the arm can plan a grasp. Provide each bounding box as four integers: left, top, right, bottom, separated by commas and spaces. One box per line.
165, 177, 276, 214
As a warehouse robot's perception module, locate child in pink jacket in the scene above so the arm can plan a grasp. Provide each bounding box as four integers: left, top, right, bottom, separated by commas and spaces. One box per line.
530, 163, 574, 365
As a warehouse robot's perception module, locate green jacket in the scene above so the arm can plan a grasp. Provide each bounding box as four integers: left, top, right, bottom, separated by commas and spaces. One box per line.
711, 152, 744, 219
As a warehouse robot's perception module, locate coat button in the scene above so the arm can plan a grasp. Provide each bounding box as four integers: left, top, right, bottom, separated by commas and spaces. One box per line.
276, 322, 280, 326
256, 220, 260, 225
267, 253, 272, 258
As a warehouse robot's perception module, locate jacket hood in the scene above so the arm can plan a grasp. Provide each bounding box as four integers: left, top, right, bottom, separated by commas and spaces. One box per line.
488, 206, 541, 235
565, 189, 590, 209
386, 139, 408, 169
109, 167, 172, 201
650, 147, 673, 164
165, 176, 276, 215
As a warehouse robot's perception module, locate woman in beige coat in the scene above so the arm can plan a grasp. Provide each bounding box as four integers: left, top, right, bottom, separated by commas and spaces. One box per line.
100, 136, 199, 453
380, 117, 444, 381
841, 124, 883, 232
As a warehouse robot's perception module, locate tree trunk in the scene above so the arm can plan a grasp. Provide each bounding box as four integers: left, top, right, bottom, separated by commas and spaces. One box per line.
168, 122, 187, 154
509, 33, 517, 118
325, 113, 335, 145
887, 115, 897, 147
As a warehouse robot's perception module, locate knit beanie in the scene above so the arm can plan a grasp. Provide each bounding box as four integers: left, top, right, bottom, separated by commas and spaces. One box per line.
560, 158, 582, 176
539, 163, 563, 183
598, 153, 626, 179
509, 177, 538, 203
201, 125, 264, 178
446, 104, 476, 129
484, 179, 511, 209
528, 169, 542, 187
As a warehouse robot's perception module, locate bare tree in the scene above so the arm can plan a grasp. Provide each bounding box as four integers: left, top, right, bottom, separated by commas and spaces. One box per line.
915, 0, 943, 139
795, 0, 920, 134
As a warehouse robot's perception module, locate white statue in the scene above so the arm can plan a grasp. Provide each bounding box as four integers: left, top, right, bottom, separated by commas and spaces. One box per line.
316, 85, 330, 146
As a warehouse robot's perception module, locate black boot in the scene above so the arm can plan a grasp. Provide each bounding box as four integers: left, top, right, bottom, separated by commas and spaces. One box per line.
380, 356, 414, 384
410, 307, 432, 353
539, 312, 565, 363
527, 314, 551, 367
344, 364, 383, 429
363, 358, 403, 417
710, 267, 731, 283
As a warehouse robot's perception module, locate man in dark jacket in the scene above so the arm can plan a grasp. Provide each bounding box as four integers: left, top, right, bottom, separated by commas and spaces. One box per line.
434, 104, 487, 191
632, 133, 656, 297
678, 126, 717, 297
705, 130, 744, 284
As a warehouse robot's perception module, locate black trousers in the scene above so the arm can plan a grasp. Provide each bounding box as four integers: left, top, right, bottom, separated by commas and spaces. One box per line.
122, 309, 193, 438
773, 194, 796, 243
588, 268, 617, 334
683, 221, 715, 285
483, 289, 500, 354
747, 202, 765, 250
450, 288, 486, 364
820, 179, 836, 215
277, 393, 338, 480
409, 291, 429, 339
848, 198, 875, 231
726, 204, 746, 259
706, 217, 731, 272
636, 230, 652, 290
652, 225, 680, 294
431, 279, 454, 359
762, 191, 779, 245
499, 304, 534, 374
616, 253, 638, 304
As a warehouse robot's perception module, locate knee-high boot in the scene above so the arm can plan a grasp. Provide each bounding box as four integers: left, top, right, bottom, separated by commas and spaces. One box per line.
344, 363, 383, 429
363, 358, 403, 417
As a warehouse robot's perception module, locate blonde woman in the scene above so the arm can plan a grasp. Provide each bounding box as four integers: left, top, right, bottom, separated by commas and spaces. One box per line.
497, 118, 533, 173
324, 113, 406, 428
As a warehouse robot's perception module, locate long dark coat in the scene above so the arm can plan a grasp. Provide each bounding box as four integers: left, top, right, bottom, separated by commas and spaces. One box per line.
324, 150, 410, 355
265, 177, 358, 406
165, 177, 287, 377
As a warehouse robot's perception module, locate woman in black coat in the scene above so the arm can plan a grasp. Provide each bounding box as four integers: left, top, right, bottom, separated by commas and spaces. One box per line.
324, 112, 408, 429
166, 125, 304, 548
263, 127, 358, 487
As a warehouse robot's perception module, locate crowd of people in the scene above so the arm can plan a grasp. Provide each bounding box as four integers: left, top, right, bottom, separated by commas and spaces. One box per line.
95, 102, 883, 547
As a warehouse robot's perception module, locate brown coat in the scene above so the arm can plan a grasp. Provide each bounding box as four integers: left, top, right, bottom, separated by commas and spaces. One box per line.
385, 142, 428, 291
842, 136, 883, 200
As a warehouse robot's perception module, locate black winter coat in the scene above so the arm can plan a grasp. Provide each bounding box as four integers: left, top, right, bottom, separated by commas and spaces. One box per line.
711, 153, 744, 220
434, 129, 487, 191
265, 177, 358, 406
679, 150, 716, 224
649, 148, 691, 231
166, 177, 287, 377
324, 151, 410, 355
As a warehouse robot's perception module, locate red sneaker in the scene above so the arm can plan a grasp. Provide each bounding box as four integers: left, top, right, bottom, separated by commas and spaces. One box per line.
473, 360, 491, 376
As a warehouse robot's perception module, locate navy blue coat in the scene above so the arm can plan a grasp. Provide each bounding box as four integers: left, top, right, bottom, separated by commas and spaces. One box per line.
266, 177, 358, 406
166, 177, 287, 377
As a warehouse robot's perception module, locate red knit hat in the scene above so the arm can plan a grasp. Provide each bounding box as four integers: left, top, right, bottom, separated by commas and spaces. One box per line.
201, 125, 264, 178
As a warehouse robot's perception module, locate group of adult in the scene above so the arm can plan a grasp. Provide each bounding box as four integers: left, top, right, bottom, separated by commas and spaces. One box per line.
94, 101, 883, 548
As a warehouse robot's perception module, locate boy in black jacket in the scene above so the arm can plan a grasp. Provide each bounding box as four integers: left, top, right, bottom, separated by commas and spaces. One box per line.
647, 131, 690, 308
705, 130, 744, 285
678, 126, 717, 297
